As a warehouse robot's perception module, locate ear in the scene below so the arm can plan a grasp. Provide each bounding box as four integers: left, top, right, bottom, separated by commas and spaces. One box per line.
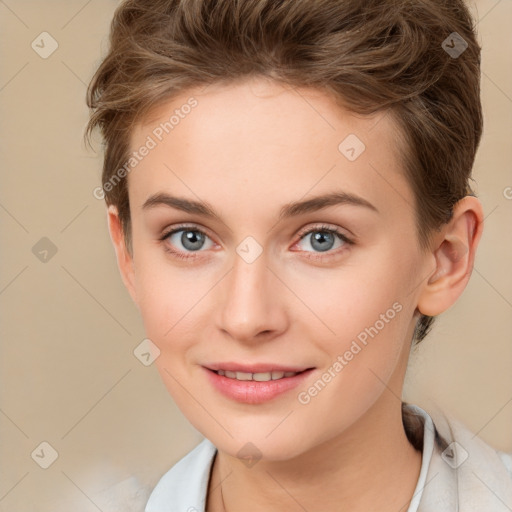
107, 205, 139, 308
417, 196, 484, 317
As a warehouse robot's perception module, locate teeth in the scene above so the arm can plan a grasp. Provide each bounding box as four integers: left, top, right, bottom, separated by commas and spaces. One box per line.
216, 370, 300, 381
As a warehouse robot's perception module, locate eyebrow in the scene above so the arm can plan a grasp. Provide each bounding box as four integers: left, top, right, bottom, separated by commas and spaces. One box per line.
141, 190, 378, 221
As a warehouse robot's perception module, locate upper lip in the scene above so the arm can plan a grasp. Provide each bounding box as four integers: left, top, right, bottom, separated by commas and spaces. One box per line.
204, 362, 314, 373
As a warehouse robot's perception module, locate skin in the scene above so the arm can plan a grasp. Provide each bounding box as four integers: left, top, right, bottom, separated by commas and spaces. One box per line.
107, 76, 483, 511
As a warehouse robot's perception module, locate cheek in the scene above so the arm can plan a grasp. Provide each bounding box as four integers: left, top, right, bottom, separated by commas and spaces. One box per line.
290, 252, 413, 387
134, 269, 170, 337
293, 287, 410, 436
132, 252, 217, 361
319, 293, 406, 392
134, 266, 203, 402
290, 255, 407, 341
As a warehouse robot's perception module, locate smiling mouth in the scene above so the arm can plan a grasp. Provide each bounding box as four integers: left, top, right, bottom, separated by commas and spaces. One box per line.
210, 369, 310, 381
204, 366, 315, 404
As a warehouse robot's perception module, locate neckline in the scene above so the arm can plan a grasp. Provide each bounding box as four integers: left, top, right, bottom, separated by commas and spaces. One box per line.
204, 404, 436, 512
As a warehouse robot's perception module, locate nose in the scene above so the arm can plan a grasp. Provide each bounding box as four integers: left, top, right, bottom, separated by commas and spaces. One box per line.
216, 247, 288, 344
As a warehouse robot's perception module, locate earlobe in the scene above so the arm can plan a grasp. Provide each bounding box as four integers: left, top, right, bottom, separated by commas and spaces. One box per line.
417, 196, 484, 317
107, 205, 139, 307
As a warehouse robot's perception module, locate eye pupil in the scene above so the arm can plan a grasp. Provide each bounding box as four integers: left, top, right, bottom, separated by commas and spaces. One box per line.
182, 230, 205, 251
311, 231, 335, 252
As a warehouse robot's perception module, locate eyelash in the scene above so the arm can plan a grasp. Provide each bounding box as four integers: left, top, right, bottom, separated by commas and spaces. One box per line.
296, 224, 354, 261
158, 223, 354, 261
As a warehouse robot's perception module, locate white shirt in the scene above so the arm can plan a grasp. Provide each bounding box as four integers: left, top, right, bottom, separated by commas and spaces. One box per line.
143, 404, 512, 511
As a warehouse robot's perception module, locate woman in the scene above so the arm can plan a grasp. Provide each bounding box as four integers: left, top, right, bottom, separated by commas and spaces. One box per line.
86, 0, 512, 510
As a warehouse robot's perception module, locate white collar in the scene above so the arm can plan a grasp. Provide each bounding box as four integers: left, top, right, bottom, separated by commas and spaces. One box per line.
144, 404, 512, 511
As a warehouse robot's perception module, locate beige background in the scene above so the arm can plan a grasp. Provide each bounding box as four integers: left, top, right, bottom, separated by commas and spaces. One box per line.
1, 0, 511, 510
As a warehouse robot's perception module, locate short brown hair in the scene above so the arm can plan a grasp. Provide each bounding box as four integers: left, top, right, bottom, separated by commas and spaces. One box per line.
85, 0, 482, 344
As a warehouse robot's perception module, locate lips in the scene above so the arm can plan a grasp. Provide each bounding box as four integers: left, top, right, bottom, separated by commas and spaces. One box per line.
216, 369, 301, 381
203, 363, 315, 404
205, 362, 312, 373
205, 363, 313, 382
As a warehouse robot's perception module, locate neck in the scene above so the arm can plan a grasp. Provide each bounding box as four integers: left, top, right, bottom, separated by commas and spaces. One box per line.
206, 396, 423, 512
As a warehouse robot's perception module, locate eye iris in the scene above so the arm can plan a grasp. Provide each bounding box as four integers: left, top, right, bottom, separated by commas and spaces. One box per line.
311, 231, 335, 252
182, 230, 205, 251
172, 229, 341, 254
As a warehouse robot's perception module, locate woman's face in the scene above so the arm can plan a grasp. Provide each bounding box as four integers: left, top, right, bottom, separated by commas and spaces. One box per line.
119, 77, 432, 461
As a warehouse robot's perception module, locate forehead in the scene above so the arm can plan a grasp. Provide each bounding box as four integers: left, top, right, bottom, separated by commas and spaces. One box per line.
127, 77, 413, 222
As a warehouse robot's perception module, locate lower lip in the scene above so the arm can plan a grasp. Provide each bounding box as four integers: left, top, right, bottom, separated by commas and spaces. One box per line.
203, 367, 315, 404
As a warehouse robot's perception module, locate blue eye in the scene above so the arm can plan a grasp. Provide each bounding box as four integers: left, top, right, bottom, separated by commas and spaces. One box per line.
160, 225, 215, 257
295, 224, 353, 258
160, 223, 353, 261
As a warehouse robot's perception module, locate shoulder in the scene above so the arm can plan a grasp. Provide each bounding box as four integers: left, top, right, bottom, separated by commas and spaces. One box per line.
425, 405, 512, 510
145, 438, 217, 512
441, 411, 512, 474
92, 475, 154, 512
70, 439, 216, 512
